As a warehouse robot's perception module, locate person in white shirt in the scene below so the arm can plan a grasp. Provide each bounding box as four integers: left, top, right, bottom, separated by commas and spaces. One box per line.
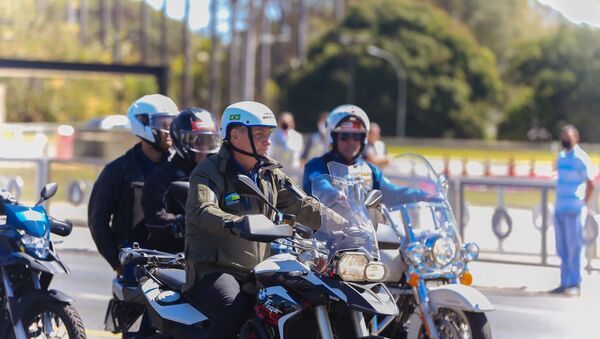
268, 111, 304, 169
363, 122, 390, 168
301, 111, 329, 165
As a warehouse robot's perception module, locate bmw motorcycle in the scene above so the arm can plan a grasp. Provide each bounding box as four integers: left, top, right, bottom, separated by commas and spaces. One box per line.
111, 173, 400, 338
0, 183, 86, 339
365, 154, 494, 339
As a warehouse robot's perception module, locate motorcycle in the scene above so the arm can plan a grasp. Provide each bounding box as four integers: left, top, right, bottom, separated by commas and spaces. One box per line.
111, 173, 401, 338
364, 154, 494, 339
0, 183, 86, 339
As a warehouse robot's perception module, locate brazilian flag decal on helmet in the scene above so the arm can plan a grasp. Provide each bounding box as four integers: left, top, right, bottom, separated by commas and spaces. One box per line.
229, 114, 241, 121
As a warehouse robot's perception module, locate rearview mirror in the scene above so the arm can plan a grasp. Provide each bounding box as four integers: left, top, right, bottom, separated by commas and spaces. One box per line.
37, 183, 58, 206
236, 175, 280, 214
166, 181, 190, 212
364, 189, 383, 208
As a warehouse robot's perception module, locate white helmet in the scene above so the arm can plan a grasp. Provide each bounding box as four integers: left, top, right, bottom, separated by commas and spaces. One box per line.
325, 104, 370, 146
221, 101, 277, 140
127, 94, 178, 144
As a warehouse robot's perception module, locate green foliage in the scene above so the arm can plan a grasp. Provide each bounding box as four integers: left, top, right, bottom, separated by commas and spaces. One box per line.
278, 0, 502, 138
498, 26, 600, 142
0, 0, 207, 122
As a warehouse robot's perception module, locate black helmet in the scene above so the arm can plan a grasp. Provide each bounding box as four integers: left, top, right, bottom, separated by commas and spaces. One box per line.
170, 107, 220, 165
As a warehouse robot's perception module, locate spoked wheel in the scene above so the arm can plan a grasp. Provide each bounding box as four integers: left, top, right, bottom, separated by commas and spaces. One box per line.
408, 308, 491, 339
21, 301, 86, 339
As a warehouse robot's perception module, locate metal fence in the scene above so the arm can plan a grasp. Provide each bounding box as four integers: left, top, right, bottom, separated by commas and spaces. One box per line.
443, 176, 600, 271
0, 157, 598, 271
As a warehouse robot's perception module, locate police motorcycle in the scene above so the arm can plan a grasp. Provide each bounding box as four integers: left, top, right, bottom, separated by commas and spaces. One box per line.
0, 183, 86, 339
361, 154, 494, 339
112, 172, 400, 339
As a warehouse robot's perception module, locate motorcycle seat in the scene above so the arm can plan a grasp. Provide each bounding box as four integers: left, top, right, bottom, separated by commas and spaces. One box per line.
153, 268, 186, 291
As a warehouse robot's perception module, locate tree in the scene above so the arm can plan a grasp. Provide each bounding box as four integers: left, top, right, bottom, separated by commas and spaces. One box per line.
498, 26, 600, 142
278, 0, 502, 138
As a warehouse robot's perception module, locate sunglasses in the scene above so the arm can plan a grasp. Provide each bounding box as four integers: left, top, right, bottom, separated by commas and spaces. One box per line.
337, 132, 365, 141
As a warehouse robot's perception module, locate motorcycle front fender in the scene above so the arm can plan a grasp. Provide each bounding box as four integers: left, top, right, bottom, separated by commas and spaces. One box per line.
428, 284, 494, 312
16, 252, 69, 275
10, 289, 75, 321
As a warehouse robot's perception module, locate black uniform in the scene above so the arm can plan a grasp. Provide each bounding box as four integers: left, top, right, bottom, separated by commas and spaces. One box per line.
141, 154, 194, 253
87, 143, 159, 270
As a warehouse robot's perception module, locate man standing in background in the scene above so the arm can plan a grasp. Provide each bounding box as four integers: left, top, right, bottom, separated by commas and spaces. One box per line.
552, 125, 595, 296
363, 122, 390, 168
268, 111, 304, 172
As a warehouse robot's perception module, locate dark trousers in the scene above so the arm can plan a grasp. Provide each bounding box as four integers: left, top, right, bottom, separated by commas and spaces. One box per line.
193, 272, 254, 339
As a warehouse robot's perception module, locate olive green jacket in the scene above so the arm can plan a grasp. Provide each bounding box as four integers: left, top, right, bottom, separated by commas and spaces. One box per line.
183, 145, 322, 292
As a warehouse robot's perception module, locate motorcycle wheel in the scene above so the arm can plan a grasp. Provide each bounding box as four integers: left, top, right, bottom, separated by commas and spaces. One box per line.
407, 308, 491, 339
20, 301, 86, 339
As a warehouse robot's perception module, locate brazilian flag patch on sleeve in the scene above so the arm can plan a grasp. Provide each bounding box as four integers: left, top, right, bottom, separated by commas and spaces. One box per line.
225, 192, 241, 206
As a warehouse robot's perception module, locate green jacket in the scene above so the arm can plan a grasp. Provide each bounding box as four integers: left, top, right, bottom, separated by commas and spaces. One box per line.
183, 145, 322, 292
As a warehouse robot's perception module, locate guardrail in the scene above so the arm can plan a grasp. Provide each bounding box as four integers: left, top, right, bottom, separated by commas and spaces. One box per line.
0, 157, 597, 271
442, 176, 599, 271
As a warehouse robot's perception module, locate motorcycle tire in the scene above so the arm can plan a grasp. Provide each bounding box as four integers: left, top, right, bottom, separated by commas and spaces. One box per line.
408, 308, 491, 339
19, 301, 86, 339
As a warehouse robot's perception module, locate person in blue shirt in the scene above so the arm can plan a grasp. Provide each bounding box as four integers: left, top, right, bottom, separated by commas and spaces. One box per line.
303, 104, 424, 206
551, 125, 596, 295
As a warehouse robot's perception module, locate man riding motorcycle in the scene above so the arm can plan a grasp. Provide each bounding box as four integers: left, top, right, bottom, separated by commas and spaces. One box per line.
303, 104, 423, 204
142, 107, 220, 253
88, 94, 177, 274
184, 101, 331, 339
88, 94, 177, 338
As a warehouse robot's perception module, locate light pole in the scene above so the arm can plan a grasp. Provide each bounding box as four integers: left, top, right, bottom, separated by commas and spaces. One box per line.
367, 45, 407, 138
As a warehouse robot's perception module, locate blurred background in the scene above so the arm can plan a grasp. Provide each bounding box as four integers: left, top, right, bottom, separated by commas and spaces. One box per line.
1, 1, 600, 337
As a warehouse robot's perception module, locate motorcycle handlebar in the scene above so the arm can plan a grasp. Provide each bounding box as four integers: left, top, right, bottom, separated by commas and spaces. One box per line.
49, 217, 73, 237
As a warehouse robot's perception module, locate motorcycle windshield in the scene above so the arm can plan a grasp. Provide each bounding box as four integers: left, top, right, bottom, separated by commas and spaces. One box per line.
4, 204, 50, 238
311, 162, 379, 261
386, 154, 459, 241
386, 153, 445, 201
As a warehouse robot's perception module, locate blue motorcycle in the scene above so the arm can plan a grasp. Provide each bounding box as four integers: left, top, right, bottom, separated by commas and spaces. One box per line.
0, 183, 86, 339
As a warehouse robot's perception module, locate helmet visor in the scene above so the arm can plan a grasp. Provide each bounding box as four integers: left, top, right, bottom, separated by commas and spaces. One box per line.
149, 113, 175, 133
181, 131, 221, 154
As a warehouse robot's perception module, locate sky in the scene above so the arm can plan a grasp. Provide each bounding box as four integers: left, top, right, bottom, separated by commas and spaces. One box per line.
538, 0, 600, 27
143, 0, 600, 32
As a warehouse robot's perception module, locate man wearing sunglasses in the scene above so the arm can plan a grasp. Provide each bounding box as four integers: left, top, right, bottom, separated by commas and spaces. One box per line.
303, 104, 425, 205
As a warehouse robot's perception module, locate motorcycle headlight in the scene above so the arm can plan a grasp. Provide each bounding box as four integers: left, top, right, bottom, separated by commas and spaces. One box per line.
405, 242, 426, 265
431, 237, 456, 267
336, 253, 387, 282
462, 242, 479, 262
336, 253, 368, 281
364, 262, 387, 282
20, 233, 50, 259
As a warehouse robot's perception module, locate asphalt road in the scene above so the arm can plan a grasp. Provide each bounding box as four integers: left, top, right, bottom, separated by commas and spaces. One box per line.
45, 249, 600, 339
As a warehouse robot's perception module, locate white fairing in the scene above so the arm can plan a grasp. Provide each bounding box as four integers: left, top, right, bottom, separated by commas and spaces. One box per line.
255, 254, 348, 302
428, 284, 495, 312
142, 279, 208, 325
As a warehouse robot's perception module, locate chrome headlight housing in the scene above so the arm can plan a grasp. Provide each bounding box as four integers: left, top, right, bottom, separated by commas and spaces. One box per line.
405, 242, 426, 265
20, 232, 50, 259
431, 236, 457, 267
336, 252, 387, 282
461, 242, 479, 262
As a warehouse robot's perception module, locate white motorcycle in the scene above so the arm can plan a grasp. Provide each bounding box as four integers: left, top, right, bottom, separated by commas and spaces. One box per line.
325, 155, 494, 339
